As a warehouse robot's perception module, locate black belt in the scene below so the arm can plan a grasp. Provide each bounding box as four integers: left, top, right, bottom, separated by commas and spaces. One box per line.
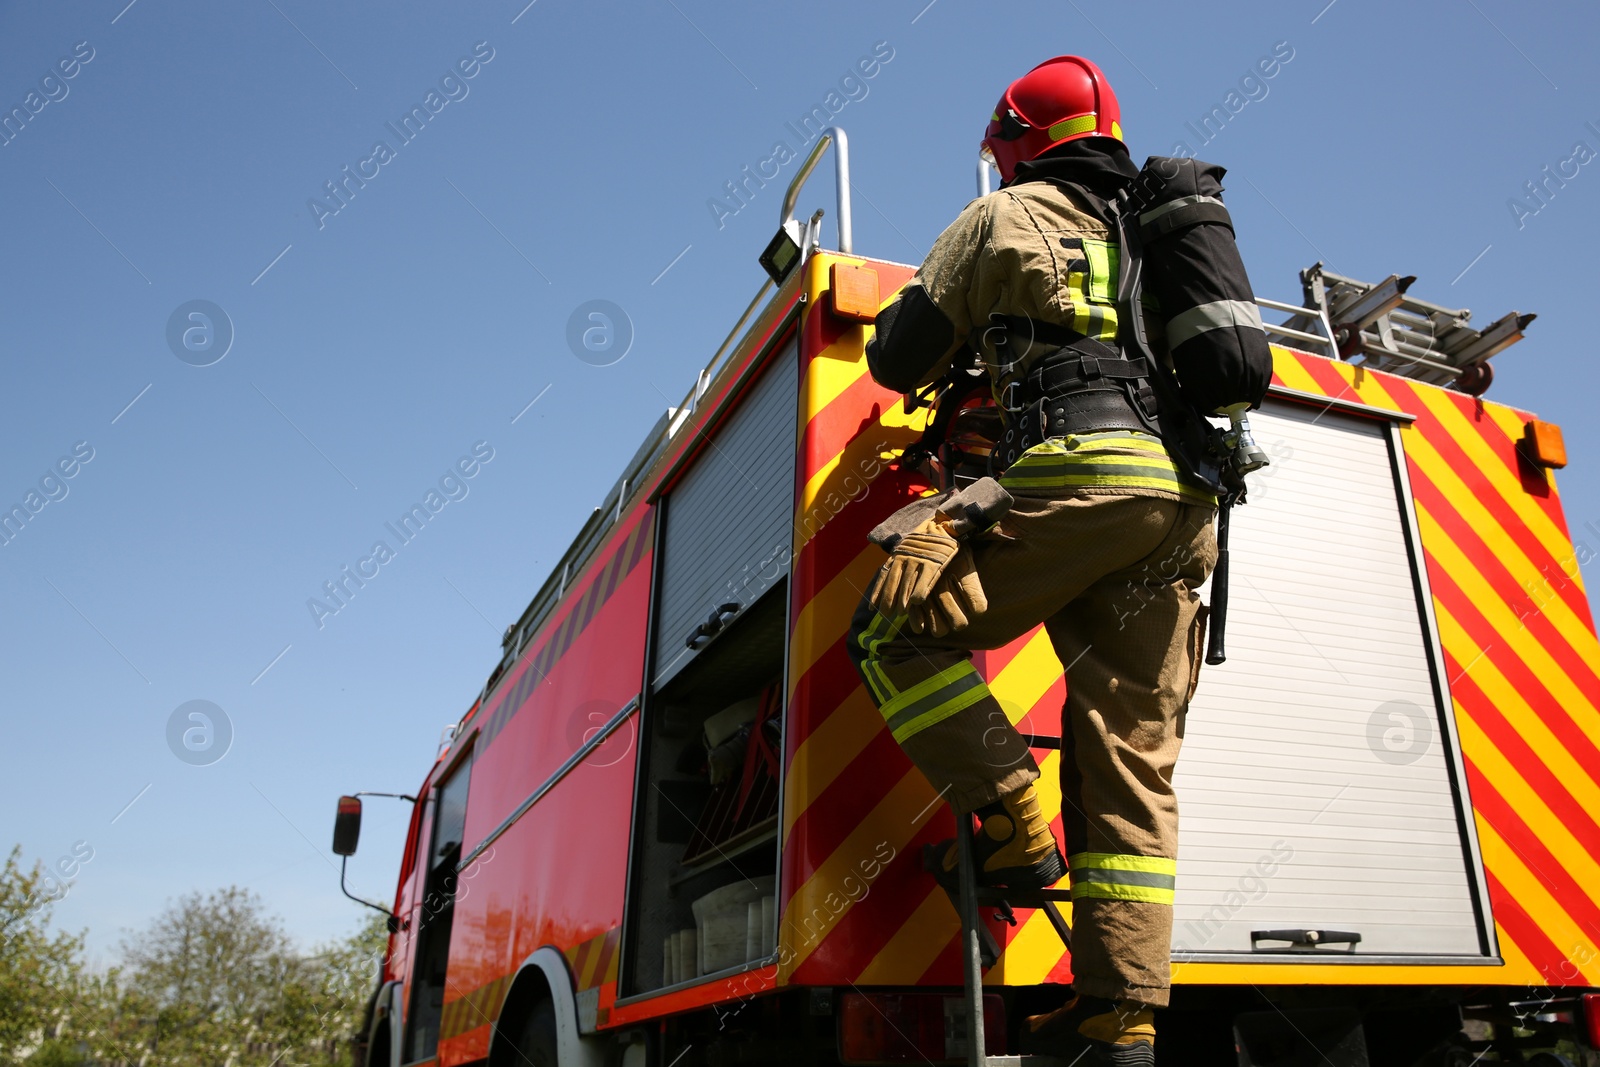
988, 316, 1163, 472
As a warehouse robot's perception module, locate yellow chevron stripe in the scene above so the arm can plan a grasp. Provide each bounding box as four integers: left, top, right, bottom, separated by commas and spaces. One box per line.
1474, 816, 1600, 979
788, 544, 883, 700
1434, 604, 1600, 816
780, 768, 937, 980
604, 937, 621, 984
855, 885, 958, 984
800, 398, 924, 519
1454, 707, 1600, 903
1416, 500, 1600, 738
798, 337, 870, 421
579, 939, 603, 989
988, 627, 1062, 723
782, 688, 878, 840
1269, 351, 1366, 408
1482, 399, 1578, 539
1408, 383, 1579, 581
1403, 429, 1598, 668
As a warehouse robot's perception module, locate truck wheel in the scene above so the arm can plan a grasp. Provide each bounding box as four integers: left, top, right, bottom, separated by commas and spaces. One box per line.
507, 999, 559, 1067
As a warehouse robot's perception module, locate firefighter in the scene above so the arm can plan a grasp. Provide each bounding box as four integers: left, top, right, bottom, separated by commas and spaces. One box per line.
848, 56, 1221, 1064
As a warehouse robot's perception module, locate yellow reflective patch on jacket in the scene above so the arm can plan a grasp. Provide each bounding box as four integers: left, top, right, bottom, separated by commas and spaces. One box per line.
1063, 240, 1120, 342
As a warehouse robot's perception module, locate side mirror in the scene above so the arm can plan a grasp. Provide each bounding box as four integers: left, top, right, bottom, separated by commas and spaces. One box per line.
332, 795, 362, 856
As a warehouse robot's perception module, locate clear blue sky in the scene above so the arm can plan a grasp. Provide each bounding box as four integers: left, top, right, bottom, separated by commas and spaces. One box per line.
3, 0, 1596, 962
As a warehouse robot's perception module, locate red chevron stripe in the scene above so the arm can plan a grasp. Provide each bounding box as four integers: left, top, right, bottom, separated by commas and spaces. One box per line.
793, 466, 933, 610
1425, 380, 1576, 532
1384, 378, 1595, 631
788, 637, 868, 743
784, 723, 908, 874
1446, 665, 1600, 869
1484, 868, 1586, 984
1426, 556, 1600, 776
799, 370, 900, 482
1464, 756, 1600, 946
1285, 352, 1364, 407
789, 813, 955, 985
1408, 462, 1600, 696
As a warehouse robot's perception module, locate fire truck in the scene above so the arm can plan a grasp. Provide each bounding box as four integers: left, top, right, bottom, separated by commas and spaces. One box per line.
328, 129, 1600, 1067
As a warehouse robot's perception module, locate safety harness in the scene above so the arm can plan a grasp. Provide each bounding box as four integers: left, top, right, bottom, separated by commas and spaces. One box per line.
987, 318, 1168, 473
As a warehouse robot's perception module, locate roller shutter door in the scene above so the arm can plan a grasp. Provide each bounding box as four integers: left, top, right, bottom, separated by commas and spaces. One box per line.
1172, 399, 1487, 958
653, 342, 799, 687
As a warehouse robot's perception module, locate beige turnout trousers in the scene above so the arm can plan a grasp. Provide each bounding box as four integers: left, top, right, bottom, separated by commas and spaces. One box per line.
848, 485, 1216, 1007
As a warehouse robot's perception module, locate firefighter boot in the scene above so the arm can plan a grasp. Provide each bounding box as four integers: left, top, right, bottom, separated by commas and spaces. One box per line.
939, 783, 1066, 889
1021, 993, 1156, 1067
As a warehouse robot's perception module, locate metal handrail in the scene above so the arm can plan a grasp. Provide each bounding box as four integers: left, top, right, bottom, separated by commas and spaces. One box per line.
976, 156, 994, 197
781, 127, 852, 253
1262, 322, 1333, 349
1256, 296, 1337, 354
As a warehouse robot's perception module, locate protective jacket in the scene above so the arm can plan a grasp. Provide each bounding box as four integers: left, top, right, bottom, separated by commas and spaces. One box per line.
867, 143, 1216, 505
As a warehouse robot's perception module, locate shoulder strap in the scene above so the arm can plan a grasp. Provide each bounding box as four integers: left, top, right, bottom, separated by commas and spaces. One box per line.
1036, 177, 1118, 228
1108, 188, 1228, 496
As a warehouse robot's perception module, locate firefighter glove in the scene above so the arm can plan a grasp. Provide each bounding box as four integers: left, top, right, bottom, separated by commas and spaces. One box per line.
908, 545, 988, 635
869, 518, 961, 619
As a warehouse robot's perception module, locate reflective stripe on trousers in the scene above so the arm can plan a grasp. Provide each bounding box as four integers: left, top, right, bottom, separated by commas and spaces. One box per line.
1070, 852, 1178, 905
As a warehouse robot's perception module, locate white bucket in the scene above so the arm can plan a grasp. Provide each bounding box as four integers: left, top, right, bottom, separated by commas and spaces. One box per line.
692, 876, 775, 975
674, 928, 696, 984
744, 900, 762, 963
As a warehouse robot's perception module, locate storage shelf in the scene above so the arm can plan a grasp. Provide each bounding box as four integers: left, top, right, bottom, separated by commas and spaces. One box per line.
669, 816, 778, 885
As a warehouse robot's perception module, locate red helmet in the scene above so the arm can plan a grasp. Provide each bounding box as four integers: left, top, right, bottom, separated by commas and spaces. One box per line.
982, 56, 1123, 186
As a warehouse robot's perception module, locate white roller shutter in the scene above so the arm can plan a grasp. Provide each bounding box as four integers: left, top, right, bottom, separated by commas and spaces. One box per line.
653, 342, 799, 687
1172, 399, 1488, 959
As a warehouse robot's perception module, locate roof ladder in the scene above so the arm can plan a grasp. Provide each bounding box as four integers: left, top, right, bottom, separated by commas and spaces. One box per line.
1267, 263, 1535, 395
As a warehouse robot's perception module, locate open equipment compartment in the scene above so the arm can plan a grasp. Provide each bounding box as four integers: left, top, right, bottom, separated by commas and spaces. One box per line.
621, 338, 800, 998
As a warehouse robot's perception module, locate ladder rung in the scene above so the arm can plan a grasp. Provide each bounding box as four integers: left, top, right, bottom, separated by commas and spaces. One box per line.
974, 887, 1072, 905
983, 1056, 1067, 1067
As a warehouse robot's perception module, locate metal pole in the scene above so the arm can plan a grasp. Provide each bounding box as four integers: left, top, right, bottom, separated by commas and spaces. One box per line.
779, 127, 852, 254
830, 127, 852, 253
976, 156, 993, 197
956, 819, 986, 1067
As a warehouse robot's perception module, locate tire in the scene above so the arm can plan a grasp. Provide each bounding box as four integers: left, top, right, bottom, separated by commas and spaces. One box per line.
507, 999, 559, 1067
1527, 1054, 1577, 1067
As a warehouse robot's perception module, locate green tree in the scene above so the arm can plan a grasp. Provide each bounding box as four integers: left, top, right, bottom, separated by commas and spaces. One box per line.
106, 889, 389, 1067
297, 912, 390, 1067
109, 887, 308, 1066
0, 847, 89, 1067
